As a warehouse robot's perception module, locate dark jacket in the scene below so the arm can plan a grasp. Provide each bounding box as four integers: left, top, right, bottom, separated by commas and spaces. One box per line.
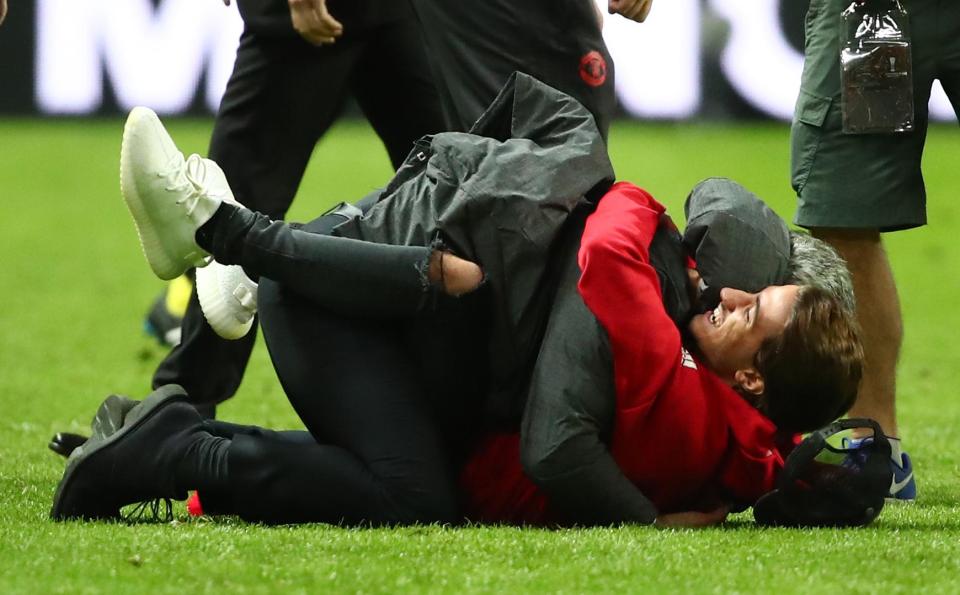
336, 72, 615, 423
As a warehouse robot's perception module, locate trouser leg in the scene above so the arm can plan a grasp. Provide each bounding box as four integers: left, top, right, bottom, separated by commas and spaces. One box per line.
203, 419, 315, 445
175, 416, 452, 525
227, 433, 456, 525
187, 420, 314, 517
151, 287, 251, 418
189, 417, 434, 525
199, 206, 438, 318
246, 278, 460, 524
353, 16, 446, 168
208, 34, 362, 219
202, 410, 470, 525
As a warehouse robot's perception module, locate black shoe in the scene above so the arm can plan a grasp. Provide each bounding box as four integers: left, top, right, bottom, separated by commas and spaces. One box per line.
50, 384, 202, 521
48, 395, 142, 459
48, 433, 88, 458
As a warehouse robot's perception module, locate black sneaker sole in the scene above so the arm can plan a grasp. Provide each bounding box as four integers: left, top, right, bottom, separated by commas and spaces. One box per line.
48, 433, 88, 458
90, 394, 141, 441
50, 384, 188, 521
48, 395, 140, 460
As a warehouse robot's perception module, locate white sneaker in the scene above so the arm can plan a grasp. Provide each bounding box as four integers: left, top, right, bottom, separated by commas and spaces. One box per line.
120, 107, 235, 280
196, 260, 258, 340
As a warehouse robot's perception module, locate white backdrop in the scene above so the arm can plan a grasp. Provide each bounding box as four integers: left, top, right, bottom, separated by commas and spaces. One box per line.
34, 0, 956, 120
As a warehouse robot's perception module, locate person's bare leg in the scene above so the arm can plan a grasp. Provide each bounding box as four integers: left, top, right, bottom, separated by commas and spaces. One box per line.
811, 228, 901, 438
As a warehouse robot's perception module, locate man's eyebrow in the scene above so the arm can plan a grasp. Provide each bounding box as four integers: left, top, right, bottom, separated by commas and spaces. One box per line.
753, 294, 762, 324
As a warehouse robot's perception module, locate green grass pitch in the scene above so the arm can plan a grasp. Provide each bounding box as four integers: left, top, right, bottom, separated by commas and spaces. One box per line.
1, 117, 959, 593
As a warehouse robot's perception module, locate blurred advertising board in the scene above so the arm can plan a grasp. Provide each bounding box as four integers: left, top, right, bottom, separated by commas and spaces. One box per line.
0, 0, 954, 120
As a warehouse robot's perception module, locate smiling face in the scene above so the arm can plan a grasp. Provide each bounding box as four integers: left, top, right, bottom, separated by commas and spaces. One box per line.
688, 285, 801, 391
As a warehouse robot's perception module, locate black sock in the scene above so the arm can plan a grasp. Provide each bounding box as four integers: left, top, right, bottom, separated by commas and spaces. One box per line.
194, 202, 238, 254
194, 203, 261, 281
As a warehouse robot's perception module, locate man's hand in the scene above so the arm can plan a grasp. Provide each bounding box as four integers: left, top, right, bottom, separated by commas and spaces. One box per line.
654, 504, 730, 528
1, 0, 8, 27
288, 0, 343, 46
608, 0, 653, 23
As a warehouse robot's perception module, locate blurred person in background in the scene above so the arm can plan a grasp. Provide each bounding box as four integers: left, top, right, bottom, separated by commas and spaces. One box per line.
790, 0, 960, 501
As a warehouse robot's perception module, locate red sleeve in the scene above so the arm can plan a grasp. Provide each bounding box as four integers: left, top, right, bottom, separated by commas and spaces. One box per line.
716, 392, 784, 504
577, 182, 682, 420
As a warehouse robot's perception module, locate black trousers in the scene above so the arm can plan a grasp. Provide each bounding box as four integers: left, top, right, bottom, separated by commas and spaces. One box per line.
410, 0, 616, 139
197, 210, 488, 524
152, 13, 445, 413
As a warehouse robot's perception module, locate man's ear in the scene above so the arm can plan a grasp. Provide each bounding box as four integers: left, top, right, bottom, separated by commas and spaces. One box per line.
734, 368, 765, 396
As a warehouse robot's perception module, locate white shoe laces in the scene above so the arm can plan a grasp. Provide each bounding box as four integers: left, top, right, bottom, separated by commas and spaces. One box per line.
158, 153, 211, 217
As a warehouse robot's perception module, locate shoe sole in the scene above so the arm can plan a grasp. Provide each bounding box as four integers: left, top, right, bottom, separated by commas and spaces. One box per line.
196, 262, 255, 340
119, 107, 200, 281
50, 384, 188, 521
48, 432, 88, 459
90, 394, 141, 441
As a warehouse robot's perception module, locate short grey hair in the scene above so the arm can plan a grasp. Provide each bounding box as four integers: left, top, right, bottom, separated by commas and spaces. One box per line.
786, 231, 856, 315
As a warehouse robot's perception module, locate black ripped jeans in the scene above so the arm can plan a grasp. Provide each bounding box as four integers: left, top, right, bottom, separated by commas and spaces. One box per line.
197, 204, 489, 525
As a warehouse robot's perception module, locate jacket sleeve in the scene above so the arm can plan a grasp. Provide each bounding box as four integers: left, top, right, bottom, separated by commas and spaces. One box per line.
520, 229, 659, 525
577, 182, 684, 420
682, 177, 791, 308
519, 186, 680, 525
